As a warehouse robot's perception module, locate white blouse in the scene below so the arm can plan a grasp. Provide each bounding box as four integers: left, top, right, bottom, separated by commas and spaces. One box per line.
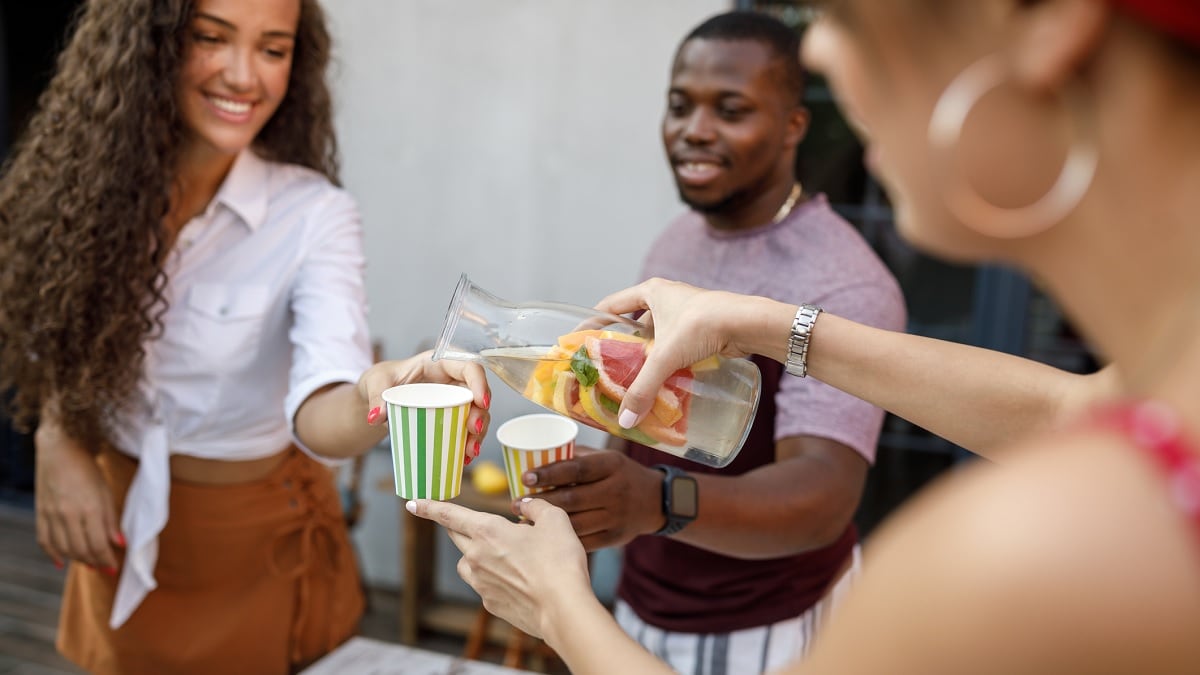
108, 150, 373, 628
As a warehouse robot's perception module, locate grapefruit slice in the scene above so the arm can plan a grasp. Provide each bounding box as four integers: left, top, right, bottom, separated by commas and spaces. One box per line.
637, 410, 687, 447
587, 337, 645, 401
587, 336, 693, 434
649, 387, 684, 426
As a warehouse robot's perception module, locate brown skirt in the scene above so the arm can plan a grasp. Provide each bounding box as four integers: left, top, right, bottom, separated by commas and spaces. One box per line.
57, 447, 365, 675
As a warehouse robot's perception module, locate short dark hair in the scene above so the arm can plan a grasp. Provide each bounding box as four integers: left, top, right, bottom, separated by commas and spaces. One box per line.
682, 11, 805, 106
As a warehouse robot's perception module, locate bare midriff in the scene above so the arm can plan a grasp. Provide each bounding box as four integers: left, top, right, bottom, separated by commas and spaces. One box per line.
168, 447, 293, 485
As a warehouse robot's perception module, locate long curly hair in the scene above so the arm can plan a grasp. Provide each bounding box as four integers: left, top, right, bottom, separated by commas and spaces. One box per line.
0, 0, 339, 445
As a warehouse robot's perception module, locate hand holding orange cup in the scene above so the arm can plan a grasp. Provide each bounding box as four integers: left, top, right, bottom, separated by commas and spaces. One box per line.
497, 414, 578, 499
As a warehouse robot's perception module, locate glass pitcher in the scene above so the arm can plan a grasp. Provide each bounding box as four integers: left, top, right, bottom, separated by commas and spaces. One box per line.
433, 274, 761, 468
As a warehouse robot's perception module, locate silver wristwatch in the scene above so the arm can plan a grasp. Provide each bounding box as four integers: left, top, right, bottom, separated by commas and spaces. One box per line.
785, 304, 822, 378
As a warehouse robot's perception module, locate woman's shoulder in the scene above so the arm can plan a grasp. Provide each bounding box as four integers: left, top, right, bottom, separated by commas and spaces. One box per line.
251, 154, 358, 219
259, 156, 342, 197
802, 429, 1200, 673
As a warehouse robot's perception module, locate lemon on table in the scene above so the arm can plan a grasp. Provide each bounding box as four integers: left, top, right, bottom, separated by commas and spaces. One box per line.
471, 460, 509, 496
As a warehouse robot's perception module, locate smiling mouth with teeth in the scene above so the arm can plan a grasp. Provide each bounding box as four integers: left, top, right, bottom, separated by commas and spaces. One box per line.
207, 95, 253, 115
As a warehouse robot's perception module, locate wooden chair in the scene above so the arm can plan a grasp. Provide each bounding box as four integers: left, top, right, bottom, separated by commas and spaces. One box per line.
463, 606, 562, 672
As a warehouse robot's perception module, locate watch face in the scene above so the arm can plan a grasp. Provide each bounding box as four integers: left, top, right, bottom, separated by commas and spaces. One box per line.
670, 477, 699, 518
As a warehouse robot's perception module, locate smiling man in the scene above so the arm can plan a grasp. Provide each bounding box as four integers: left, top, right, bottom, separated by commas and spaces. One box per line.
522, 11, 905, 673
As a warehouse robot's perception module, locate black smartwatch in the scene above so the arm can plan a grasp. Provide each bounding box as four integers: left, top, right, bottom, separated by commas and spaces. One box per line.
652, 464, 698, 536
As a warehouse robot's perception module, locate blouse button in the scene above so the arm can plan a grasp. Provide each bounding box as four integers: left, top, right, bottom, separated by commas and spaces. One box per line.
218, 306, 229, 316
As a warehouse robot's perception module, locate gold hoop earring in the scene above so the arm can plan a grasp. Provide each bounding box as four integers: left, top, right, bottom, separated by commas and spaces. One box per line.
927, 55, 1097, 239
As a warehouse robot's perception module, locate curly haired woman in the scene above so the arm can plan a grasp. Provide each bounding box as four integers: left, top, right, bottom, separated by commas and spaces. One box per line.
0, 0, 489, 672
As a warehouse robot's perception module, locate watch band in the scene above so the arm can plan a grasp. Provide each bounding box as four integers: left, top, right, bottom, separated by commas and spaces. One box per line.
785, 304, 823, 378
652, 464, 697, 536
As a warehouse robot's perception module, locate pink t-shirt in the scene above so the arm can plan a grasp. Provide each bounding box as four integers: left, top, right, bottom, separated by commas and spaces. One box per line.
640, 194, 905, 462
618, 195, 906, 633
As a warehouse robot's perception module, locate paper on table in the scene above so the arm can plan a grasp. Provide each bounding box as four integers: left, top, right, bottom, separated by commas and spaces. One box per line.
300, 637, 538, 675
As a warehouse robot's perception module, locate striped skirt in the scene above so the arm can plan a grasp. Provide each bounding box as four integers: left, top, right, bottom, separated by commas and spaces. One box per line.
614, 545, 861, 675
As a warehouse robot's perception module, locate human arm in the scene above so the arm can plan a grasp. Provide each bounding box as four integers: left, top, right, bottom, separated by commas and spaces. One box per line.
775, 432, 1200, 674
524, 436, 865, 558
801, 312, 1120, 458
597, 278, 1120, 461
416, 418, 1200, 675
33, 405, 122, 572
407, 498, 674, 675
293, 352, 490, 459
283, 190, 488, 459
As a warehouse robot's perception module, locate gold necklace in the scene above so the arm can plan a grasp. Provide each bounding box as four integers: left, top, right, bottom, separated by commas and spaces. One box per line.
771, 183, 804, 224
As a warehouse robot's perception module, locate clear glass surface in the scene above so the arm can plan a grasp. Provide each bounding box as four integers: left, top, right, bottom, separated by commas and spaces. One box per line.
433, 274, 761, 468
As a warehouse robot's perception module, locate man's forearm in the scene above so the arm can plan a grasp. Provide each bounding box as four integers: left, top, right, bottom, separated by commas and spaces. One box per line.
667, 453, 863, 560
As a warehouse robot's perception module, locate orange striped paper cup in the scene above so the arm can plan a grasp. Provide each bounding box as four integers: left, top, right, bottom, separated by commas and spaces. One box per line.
497, 414, 578, 499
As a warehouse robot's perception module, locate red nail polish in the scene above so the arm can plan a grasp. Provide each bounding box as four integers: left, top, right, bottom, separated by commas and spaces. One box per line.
54, 560, 64, 570
473, 440, 481, 456
116, 532, 127, 548
464, 455, 473, 465
366, 406, 381, 424
483, 392, 491, 408
103, 566, 118, 577
474, 418, 483, 433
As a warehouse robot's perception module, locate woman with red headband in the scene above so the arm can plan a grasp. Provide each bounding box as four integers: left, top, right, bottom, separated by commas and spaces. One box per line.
410, 0, 1200, 672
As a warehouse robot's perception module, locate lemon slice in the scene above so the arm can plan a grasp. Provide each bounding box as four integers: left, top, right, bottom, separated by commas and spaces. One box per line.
551, 370, 577, 416
578, 384, 621, 434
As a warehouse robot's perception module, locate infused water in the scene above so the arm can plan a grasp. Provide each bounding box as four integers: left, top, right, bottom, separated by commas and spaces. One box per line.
479, 341, 759, 467
434, 274, 762, 468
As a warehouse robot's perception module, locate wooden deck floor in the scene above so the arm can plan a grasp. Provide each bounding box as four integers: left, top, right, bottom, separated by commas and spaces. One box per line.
0, 503, 473, 674
0, 503, 80, 674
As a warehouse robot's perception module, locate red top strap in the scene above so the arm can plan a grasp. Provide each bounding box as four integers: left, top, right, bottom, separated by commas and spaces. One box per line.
1111, 0, 1200, 49
1089, 400, 1200, 535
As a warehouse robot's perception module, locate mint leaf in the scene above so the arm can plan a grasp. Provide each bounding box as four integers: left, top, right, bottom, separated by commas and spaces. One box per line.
570, 346, 599, 388
625, 427, 658, 446
598, 394, 619, 414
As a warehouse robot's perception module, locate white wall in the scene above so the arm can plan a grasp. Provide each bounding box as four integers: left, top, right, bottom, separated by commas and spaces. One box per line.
325, 0, 729, 597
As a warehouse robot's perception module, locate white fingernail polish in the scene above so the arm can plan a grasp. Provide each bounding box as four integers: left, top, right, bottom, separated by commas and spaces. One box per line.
618, 409, 640, 429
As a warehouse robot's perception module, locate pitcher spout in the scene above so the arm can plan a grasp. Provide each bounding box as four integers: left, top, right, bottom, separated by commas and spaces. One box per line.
433, 274, 518, 363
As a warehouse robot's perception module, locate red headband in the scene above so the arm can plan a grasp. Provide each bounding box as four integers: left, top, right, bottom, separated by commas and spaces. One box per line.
1111, 0, 1200, 48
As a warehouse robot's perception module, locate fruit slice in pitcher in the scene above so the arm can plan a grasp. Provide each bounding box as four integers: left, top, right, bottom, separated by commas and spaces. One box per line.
587, 337, 692, 431
584, 337, 692, 446
578, 384, 621, 435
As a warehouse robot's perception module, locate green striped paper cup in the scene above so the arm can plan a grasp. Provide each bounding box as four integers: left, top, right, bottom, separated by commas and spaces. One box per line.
383, 383, 474, 500
497, 414, 578, 499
